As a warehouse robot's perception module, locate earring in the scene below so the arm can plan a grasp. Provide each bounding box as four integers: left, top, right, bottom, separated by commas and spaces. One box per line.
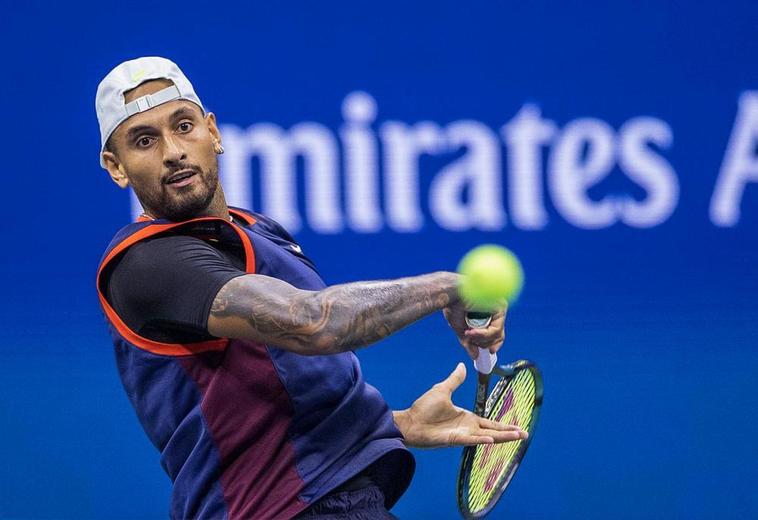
214, 141, 225, 155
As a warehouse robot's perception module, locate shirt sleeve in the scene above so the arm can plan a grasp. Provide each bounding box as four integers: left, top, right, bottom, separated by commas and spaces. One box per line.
106, 234, 247, 343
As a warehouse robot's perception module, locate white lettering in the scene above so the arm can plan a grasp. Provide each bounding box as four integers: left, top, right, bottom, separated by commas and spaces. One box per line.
501, 105, 556, 230
618, 117, 678, 227
548, 118, 617, 229
380, 121, 444, 232
247, 123, 342, 233
340, 92, 382, 232
429, 121, 505, 231
711, 91, 758, 226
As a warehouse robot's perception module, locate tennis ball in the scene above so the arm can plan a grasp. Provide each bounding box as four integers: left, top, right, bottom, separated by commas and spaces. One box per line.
457, 245, 524, 310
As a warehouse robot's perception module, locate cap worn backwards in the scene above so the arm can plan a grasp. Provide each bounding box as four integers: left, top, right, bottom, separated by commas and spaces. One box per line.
95, 56, 205, 168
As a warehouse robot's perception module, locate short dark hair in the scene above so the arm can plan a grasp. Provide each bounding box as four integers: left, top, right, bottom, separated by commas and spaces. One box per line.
104, 135, 116, 155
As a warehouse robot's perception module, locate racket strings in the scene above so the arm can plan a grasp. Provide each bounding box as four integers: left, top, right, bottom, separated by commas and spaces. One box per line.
465, 369, 537, 514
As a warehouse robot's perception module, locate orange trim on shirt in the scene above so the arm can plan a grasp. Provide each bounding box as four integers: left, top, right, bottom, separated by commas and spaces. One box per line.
97, 216, 257, 356
229, 208, 257, 226
136, 209, 257, 226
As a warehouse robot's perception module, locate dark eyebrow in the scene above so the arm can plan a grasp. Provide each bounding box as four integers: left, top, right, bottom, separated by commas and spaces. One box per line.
169, 106, 200, 123
125, 106, 201, 142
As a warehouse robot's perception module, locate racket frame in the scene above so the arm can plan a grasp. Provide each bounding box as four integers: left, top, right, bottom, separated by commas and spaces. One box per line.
456, 360, 543, 519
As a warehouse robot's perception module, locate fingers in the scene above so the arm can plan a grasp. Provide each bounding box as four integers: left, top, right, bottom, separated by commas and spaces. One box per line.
479, 418, 524, 431
453, 413, 529, 446
478, 414, 528, 442
451, 429, 526, 446
454, 435, 495, 446
462, 334, 503, 355
463, 322, 505, 353
436, 362, 467, 393
448, 305, 506, 356
482, 429, 527, 443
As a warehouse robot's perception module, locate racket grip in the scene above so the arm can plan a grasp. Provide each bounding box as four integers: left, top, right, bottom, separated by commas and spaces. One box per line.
465, 311, 492, 329
466, 311, 497, 374
474, 348, 497, 375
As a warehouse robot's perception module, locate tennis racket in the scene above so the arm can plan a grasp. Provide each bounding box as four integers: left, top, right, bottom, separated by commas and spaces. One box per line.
456, 312, 543, 519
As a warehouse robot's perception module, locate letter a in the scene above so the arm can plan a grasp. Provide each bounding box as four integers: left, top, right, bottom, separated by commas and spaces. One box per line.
711, 91, 758, 226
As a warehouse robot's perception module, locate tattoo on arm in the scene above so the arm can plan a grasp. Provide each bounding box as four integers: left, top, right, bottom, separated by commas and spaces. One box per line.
208, 272, 459, 354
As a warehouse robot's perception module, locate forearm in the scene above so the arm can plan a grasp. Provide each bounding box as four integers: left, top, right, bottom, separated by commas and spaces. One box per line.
310, 272, 459, 352
209, 271, 460, 354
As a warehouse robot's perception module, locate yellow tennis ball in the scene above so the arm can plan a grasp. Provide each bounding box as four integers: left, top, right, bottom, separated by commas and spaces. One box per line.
457, 245, 524, 310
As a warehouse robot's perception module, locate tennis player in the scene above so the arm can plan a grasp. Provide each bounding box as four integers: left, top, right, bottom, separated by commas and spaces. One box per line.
95, 57, 525, 519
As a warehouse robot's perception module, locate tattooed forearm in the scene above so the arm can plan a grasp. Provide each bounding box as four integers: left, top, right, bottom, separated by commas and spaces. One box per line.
208, 272, 460, 354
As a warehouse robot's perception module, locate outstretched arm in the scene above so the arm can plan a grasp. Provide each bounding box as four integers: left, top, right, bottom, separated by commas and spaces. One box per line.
393, 363, 527, 448
207, 271, 459, 355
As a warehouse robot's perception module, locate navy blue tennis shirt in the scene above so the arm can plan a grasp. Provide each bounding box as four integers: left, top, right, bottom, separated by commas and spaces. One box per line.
97, 207, 415, 519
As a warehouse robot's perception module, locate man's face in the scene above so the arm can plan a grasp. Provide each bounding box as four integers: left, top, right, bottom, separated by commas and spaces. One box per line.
102, 79, 222, 221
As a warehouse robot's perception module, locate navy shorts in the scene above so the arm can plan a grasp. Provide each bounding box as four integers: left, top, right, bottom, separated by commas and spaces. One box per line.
296, 485, 398, 519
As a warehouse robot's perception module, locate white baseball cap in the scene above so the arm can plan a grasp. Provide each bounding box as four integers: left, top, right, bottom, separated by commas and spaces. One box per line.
95, 56, 205, 167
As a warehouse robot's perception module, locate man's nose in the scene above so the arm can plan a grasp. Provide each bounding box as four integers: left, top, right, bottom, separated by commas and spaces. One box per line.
162, 134, 187, 165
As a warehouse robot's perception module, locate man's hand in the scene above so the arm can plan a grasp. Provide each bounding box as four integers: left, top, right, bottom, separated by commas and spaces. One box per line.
443, 302, 506, 360
393, 363, 527, 448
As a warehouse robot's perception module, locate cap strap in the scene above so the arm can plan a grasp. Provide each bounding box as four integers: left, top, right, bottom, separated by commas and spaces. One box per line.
124, 84, 181, 117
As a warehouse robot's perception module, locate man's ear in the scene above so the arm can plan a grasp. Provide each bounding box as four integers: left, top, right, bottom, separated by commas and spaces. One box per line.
102, 151, 130, 189
206, 112, 222, 150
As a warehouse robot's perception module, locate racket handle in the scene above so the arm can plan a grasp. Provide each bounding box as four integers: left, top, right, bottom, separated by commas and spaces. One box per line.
465, 311, 492, 329
466, 311, 497, 374
474, 348, 497, 375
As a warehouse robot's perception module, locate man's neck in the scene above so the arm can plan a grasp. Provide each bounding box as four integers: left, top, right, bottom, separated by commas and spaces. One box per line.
198, 187, 231, 221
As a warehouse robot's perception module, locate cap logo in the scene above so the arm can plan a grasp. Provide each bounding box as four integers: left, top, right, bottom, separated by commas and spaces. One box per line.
130, 69, 148, 83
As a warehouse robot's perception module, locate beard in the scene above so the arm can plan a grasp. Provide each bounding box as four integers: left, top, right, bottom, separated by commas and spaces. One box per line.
132, 162, 219, 222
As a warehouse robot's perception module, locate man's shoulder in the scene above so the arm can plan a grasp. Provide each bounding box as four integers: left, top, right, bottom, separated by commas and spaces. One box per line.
246, 211, 297, 242
121, 234, 219, 267
106, 233, 234, 299
102, 225, 221, 278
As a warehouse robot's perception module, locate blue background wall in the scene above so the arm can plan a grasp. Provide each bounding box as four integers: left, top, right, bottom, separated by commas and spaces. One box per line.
1, 1, 756, 518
